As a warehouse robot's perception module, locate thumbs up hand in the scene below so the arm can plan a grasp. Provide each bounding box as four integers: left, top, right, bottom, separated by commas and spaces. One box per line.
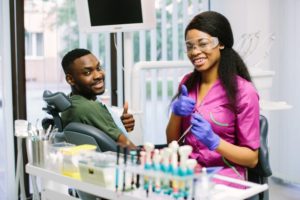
120, 102, 135, 132
172, 85, 196, 116
122, 101, 129, 115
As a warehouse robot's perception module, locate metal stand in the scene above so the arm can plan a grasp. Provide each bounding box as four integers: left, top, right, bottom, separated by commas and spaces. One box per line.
15, 137, 26, 200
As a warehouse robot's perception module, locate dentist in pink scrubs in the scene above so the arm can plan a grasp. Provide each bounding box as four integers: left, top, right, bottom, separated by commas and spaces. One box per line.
166, 11, 260, 186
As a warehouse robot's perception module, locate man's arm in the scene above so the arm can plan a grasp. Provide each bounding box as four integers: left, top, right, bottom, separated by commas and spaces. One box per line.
117, 134, 136, 149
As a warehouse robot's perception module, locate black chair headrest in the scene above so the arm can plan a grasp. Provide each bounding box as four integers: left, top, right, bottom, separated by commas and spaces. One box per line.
43, 90, 71, 112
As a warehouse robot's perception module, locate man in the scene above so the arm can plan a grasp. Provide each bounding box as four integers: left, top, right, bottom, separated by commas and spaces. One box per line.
61, 48, 136, 148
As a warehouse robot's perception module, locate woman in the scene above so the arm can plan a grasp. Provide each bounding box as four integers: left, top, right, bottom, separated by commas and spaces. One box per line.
166, 11, 260, 184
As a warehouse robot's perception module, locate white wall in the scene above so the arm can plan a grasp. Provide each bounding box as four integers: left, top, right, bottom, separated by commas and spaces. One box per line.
211, 0, 272, 70
211, 0, 300, 184
268, 0, 300, 184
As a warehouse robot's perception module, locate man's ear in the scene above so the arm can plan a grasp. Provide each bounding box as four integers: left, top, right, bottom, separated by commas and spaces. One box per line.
66, 74, 75, 86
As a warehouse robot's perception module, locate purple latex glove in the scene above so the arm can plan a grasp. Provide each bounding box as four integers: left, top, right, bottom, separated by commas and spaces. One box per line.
190, 113, 220, 150
172, 85, 196, 116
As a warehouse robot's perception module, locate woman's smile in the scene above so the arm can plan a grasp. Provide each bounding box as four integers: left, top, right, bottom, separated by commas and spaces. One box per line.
192, 56, 207, 66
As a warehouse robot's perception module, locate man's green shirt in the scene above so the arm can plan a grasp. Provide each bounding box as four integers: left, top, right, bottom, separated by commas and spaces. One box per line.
61, 94, 121, 141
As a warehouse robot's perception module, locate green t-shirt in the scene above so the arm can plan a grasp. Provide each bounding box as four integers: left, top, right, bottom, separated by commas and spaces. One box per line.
61, 94, 122, 141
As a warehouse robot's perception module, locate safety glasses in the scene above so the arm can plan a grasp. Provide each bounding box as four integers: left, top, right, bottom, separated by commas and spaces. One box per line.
185, 37, 219, 54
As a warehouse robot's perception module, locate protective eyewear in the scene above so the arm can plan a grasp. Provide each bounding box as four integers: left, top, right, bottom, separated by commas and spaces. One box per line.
185, 37, 219, 53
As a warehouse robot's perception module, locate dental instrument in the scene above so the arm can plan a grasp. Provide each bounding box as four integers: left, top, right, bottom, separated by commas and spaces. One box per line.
177, 124, 192, 143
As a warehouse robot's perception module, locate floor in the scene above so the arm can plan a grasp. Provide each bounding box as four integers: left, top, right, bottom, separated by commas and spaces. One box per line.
269, 177, 300, 200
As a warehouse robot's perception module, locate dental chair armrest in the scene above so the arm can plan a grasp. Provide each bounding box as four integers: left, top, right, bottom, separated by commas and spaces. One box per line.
64, 122, 118, 152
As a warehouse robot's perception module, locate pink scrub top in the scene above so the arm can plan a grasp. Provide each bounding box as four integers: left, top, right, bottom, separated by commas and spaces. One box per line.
180, 73, 260, 186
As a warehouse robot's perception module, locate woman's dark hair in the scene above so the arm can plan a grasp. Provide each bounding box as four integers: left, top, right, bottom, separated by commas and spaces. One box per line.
61, 48, 91, 74
174, 11, 251, 110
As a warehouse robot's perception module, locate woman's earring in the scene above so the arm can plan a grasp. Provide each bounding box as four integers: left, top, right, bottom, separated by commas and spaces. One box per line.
220, 46, 224, 50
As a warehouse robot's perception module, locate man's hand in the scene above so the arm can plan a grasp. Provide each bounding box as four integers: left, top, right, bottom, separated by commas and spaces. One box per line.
120, 102, 135, 132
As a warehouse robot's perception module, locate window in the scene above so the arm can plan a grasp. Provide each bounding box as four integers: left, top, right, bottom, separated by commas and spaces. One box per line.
25, 31, 44, 57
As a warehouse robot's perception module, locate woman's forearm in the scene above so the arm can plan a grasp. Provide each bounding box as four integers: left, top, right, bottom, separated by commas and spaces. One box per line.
166, 114, 181, 144
216, 139, 259, 168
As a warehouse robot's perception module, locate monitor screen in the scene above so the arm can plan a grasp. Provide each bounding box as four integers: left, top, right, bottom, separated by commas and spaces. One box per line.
88, 0, 143, 26
76, 0, 156, 33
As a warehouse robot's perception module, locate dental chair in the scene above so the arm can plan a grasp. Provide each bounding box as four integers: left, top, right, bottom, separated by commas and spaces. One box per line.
42, 90, 117, 152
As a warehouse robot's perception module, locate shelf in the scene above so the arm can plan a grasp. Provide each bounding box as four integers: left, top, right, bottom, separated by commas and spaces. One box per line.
249, 68, 275, 90
260, 100, 292, 111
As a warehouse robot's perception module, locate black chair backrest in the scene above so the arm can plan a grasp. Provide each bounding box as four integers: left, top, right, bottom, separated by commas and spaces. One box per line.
247, 115, 272, 200
64, 122, 117, 152
42, 90, 71, 132
248, 115, 272, 179
258, 115, 272, 177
